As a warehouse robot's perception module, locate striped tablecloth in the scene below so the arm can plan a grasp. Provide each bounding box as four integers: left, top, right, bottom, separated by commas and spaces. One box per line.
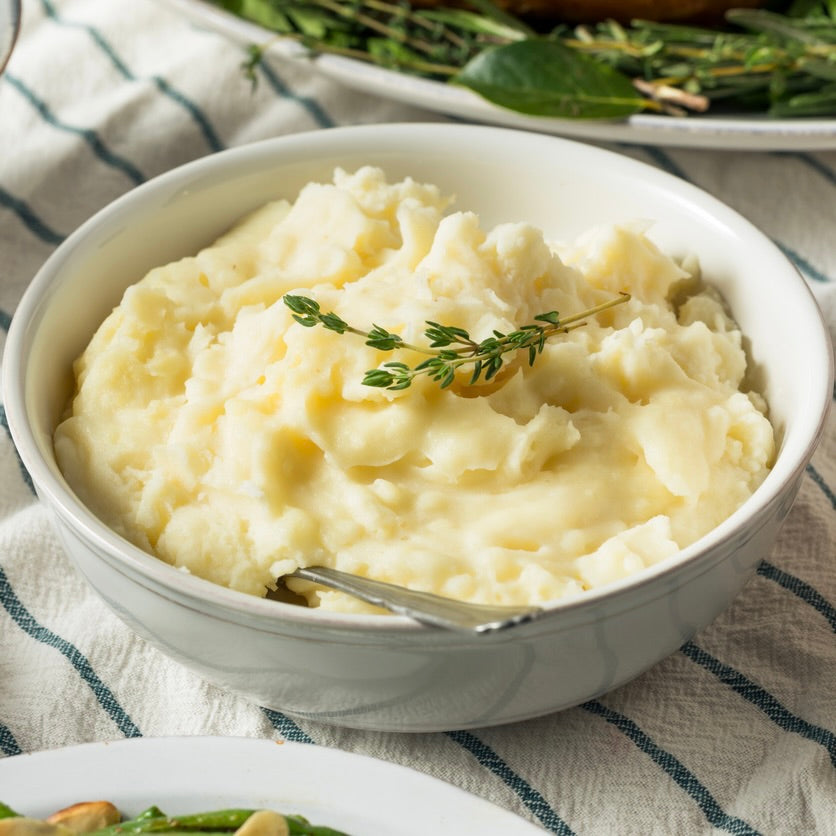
1, 2, 834, 833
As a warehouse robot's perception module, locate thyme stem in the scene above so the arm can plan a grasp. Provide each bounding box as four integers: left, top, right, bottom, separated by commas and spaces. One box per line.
283, 291, 630, 390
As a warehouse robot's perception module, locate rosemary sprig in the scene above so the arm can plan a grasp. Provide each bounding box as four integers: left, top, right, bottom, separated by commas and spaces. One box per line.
567, 9, 836, 116
283, 292, 629, 390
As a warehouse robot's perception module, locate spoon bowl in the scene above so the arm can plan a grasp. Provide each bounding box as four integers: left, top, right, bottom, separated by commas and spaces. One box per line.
289, 566, 545, 633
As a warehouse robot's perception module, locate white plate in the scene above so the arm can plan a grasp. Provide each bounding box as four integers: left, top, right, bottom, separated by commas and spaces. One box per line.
160, 0, 836, 151
0, 736, 545, 835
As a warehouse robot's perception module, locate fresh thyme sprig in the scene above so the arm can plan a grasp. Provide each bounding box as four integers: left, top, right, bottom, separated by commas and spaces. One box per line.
283, 292, 630, 390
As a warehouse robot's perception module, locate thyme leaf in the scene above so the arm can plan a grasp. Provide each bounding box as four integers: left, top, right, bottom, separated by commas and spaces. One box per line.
282, 292, 630, 390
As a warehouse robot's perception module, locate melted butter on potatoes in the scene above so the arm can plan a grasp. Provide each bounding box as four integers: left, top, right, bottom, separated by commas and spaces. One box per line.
54, 167, 774, 610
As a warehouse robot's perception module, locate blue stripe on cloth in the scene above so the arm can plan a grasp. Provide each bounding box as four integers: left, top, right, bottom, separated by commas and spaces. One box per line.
260, 707, 315, 743
0, 406, 35, 495
634, 145, 834, 284
0, 308, 11, 332
680, 642, 836, 768
0, 184, 65, 246
0, 721, 22, 756
445, 729, 574, 835
775, 152, 836, 187
774, 241, 832, 284
38, 0, 225, 153
3, 74, 146, 186
757, 561, 836, 633
580, 700, 762, 835
807, 462, 836, 510
255, 60, 335, 130
0, 565, 142, 738
634, 144, 689, 181
150, 77, 225, 152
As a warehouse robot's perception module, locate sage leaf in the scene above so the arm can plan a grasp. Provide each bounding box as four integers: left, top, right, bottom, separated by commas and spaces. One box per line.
452, 39, 645, 119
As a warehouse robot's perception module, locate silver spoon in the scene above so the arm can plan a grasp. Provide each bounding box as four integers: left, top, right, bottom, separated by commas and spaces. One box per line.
289, 566, 544, 633
0, 0, 21, 77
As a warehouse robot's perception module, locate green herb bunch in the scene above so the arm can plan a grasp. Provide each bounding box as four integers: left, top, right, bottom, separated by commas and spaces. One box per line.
213, 0, 836, 119
283, 292, 629, 390
568, 5, 836, 118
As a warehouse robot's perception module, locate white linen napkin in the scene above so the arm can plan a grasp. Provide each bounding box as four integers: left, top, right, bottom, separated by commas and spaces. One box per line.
1, 2, 834, 834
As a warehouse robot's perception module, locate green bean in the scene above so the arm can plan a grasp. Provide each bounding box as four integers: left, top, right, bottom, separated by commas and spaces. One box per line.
132, 809, 166, 822
0, 805, 349, 836
91, 810, 251, 835
0, 804, 20, 820
103, 827, 345, 836
284, 815, 351, 836
110, 831, 235, 835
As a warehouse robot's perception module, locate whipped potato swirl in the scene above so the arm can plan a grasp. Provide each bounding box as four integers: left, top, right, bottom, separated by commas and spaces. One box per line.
54, 167, 774, 611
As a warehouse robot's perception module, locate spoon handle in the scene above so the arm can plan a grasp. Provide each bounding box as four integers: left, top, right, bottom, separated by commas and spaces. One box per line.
289, 566, 544, 633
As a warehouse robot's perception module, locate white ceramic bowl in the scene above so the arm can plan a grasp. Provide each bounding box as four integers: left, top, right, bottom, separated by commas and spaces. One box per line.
3, 124, 832, 732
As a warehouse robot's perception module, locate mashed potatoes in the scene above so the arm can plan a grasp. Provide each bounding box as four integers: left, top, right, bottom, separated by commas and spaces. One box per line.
53, 167, 774, 611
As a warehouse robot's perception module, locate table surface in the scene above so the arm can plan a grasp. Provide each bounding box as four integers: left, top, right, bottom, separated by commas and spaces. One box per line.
1, 2, 834, 834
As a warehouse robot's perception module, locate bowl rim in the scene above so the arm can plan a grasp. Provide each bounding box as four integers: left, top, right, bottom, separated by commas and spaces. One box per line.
3, 122, 833, 635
